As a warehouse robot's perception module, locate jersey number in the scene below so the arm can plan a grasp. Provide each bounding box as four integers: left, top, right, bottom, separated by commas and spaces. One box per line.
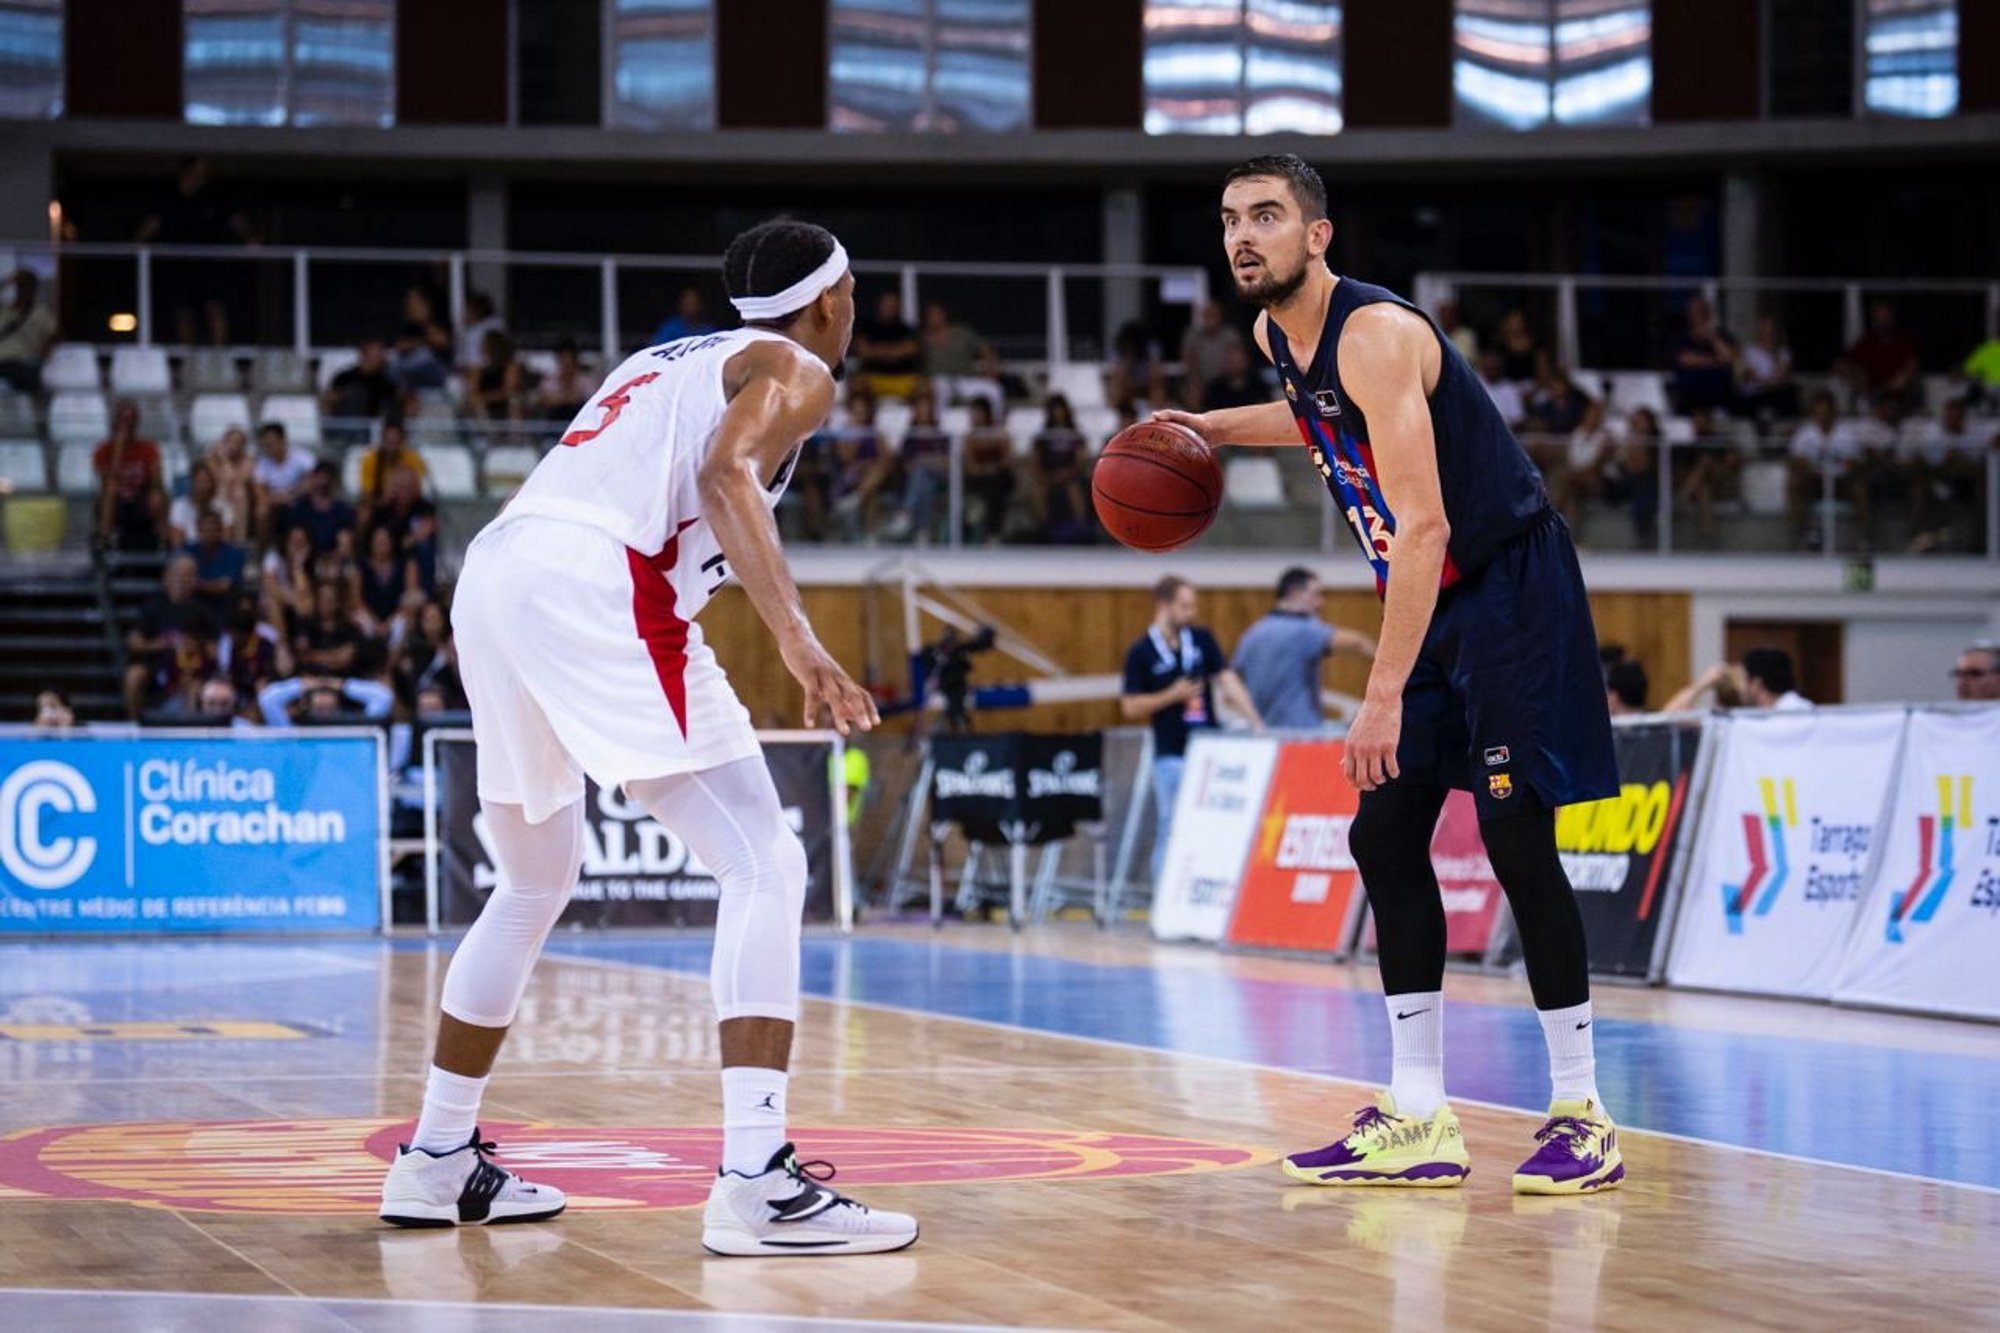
561, 372, 661, 447
1343, 504, 1394, 560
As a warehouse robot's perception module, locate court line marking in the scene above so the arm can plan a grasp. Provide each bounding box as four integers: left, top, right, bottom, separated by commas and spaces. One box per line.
0, 1286, 1066, 1332
541, 947, 2000, 1199
0, 1065, 1165, 1087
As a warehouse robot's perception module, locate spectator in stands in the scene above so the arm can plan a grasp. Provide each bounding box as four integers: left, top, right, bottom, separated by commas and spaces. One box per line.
31, 689, 74, 730
357, 524, 420, 636
368, 464, 440, 594
183, 508, 247, 617
882, 391, 951, 543
1952, 642, 2000, 701
1605, 657, 1649, 716
1902, 398, 1993, 551
123, 554, 217, 718
394, 600, 463, 711
853, 290, 922, 401
1738, 315, 1799, 424
827, 386, 890, 539
251, 421, 313, 545
1202, 340, 1267, 412
322, 339, 400, 443
536, 340, 592, 422
1662, 662, 1744, 712
1959, 321, 2000, 409
1677, 405, 1745, 547
293, 580, 366, 677
1029, 393, 1091, 544
1494, 309, 1541, 385
401, 285, 454, 360
467, 329, 529, 427
0, 268, 57, 393
1179, 301, 1245, 411
1616, 406, 1662, 546
1524, 352, 1588, 480
918, 301, 1003, 414
456, 291, 503, 372
1121, 575, 1261, 881
961, 397, 1016, 544
167, 460, 235, 547
356, 421, 429, 512
134, 157, 257, 346
257, 674, 395, 727
1671, 295, 1740, 415
388, 320, 450, 393
1477, 351, 1526, 430
151, 674, 255, 728
1231, 566, 1374, 730
284, 459, 357, 555
92, 400, 166, 552
1790, 391, 1896, 548
205, 427, 254, 533
1553, 397, 1616, 529
650, 286, 716, 347
1837, 301, 1920, 412
1436, 300, 1479, 363
1667, 650, 1808, 713
1107, 320, 1168, 415
220, 593, 290, 700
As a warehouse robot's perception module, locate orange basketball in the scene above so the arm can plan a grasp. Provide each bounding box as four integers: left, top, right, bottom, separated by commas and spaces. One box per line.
1090, 420, 1225, 552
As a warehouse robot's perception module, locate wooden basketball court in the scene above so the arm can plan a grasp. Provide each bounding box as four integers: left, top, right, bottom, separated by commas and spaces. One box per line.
0, 926, 1994, 1329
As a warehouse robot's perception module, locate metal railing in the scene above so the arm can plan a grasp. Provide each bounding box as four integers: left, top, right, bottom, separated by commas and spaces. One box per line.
5, 241, 1210, 369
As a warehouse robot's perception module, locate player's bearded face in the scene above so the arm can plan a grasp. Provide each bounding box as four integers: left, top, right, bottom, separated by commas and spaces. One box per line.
1232, 236, 1309, 306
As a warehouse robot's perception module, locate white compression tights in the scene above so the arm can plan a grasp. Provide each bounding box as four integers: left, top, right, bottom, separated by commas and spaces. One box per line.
439, 755, 807, 1030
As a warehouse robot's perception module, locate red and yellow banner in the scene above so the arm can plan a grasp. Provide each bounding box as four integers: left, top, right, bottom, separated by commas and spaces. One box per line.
1225, 740, 1365, 955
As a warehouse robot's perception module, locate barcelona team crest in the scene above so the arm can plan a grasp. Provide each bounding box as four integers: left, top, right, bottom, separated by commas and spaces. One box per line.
0, 1119, 1272, 1214
1489, 773, 1514, 800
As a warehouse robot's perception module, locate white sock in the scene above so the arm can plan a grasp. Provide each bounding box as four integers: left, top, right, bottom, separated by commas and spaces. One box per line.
1384, 991, 1446, 1119
721, 1066, 789, 1175
1538, 1000, 1601, 1106
411, 1065, 488, 1154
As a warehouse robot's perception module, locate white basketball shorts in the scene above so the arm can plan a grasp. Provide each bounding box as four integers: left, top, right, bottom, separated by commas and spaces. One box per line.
453, 515, 760, 824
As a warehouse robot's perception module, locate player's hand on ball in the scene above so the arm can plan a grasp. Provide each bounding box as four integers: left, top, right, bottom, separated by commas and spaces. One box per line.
783, 634, 879, 736
1149, 409, 1211, 441
1343, 697, 1401, 791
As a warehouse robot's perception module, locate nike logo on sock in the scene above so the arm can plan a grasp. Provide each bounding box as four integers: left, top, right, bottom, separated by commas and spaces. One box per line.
1395, 1009, 1431, 1020
1575, 1021, 1591, 1031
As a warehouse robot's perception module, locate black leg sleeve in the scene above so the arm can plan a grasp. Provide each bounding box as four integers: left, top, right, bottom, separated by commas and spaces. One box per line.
1350, 783, 1451, 996
1479, 797, 1592, 1010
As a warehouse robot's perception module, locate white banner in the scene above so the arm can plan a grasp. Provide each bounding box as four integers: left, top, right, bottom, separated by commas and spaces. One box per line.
1665, 710, 1904, 999
1150, 734, 1279, 942
1833, 707, 2000, 1020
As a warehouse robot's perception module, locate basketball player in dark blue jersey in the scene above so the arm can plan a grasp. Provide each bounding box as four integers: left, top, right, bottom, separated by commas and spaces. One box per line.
1158, 155, 1623, 1195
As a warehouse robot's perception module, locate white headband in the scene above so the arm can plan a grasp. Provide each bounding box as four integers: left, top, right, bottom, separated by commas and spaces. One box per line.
730, 241, 849, 321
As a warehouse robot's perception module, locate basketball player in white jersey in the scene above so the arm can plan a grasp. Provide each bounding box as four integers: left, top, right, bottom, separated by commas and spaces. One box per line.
378, 220, 918, 1256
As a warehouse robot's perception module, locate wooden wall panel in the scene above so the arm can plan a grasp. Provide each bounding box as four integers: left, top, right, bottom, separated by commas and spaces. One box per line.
700, 585, 1691, 735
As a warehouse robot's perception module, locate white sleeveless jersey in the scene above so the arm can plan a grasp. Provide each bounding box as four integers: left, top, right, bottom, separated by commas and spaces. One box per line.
491, 327, 803, 622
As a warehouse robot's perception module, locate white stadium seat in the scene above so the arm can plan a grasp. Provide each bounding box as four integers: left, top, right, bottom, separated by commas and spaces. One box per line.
938, 406, 973, 438
183, 348, 240, 393
1046, 362, 1109, 410
47, 392, 109, 445
420, 444, 478, 498
258, 393, 323, 448
1607, 372, 1670, 417
1076, 405, 1121, 447
481, 445, 541, 494
188, 393, 253, 448
56, 441, 98, 492
1004, 405, 1043, 454
0, 440, 47, 492
340, 444, 365, 498
875, 400, 913, 446
253, 349, 312, 393
109, 347, 172, 395
42, 345, 102, 392
1223, 456, 1287, 509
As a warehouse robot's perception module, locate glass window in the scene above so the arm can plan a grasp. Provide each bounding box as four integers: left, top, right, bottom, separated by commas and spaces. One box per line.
185, 0, 393, 127
1144, 1, 1341, 136
608, 0, 714, 130
830, 0, 1030, 132
1862, 0, 1956, 118
1453, 0, 1647, 129
0, 0, 62, 119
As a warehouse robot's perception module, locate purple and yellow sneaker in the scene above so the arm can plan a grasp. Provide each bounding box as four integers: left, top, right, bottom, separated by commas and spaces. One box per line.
1281, 1094, 1470, 1188
1512, 1099, 1624, 1195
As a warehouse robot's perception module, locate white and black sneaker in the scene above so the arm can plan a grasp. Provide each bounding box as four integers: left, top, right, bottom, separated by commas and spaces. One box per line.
702, 1143, 919, 1257
379, 1129, 567, 1228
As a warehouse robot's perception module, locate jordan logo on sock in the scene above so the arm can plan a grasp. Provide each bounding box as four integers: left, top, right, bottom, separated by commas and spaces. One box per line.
755, 1093, 780, 1112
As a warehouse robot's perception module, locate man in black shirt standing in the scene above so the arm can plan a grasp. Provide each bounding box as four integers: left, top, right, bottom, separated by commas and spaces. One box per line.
1120, 575, 1261, 882
122, 555, 218, 718
853, 290, 922, 401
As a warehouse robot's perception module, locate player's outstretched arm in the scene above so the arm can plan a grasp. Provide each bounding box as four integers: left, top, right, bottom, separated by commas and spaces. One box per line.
1339, 304, 1450, 791
1154, 315, 1297, 446
701, 342, 879, 736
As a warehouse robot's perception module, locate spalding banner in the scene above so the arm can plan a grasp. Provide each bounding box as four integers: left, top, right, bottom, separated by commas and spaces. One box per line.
1558, 719, 1703, 979
1225, 739, 1363, 955
929, 733, 1103, 846
1834, 707, 2000, 1020
431, 733, 839, 929
1666, 710, 1903, 999
0, 730, 384, 934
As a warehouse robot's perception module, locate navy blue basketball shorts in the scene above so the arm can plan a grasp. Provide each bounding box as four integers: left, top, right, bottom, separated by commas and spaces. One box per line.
1393, 510, 1619, 822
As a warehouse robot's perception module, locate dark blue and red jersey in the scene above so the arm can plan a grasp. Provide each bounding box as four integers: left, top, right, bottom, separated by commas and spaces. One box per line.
1267, 277, 1548, 596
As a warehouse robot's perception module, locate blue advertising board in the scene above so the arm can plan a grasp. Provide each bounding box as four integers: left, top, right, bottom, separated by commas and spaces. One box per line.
0, 730, 384, 933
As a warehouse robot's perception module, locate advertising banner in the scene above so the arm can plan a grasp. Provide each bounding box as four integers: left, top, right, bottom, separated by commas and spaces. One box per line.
1225, 739, 1363, 955
1834, 707, 2000, 1020
1559, 719, 1704, 978
0, 730, 383, 933
433, 734, 840, 929
930, 733, 1104, 846
1666, 710, 1904, 999
1151, 733, 1279, 942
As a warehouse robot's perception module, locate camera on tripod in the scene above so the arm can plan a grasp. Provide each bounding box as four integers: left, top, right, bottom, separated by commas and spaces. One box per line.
922, 625, 997, 733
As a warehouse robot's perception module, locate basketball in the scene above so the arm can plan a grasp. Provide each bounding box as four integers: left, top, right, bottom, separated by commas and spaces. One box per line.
1090, 420, 1225, 552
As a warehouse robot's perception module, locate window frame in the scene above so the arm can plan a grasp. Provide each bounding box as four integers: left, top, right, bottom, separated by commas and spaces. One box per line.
183, 0, 397, 129
1451, 0, 1652, 132
825, 0, 1036, 135
600, 0, 718, 132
